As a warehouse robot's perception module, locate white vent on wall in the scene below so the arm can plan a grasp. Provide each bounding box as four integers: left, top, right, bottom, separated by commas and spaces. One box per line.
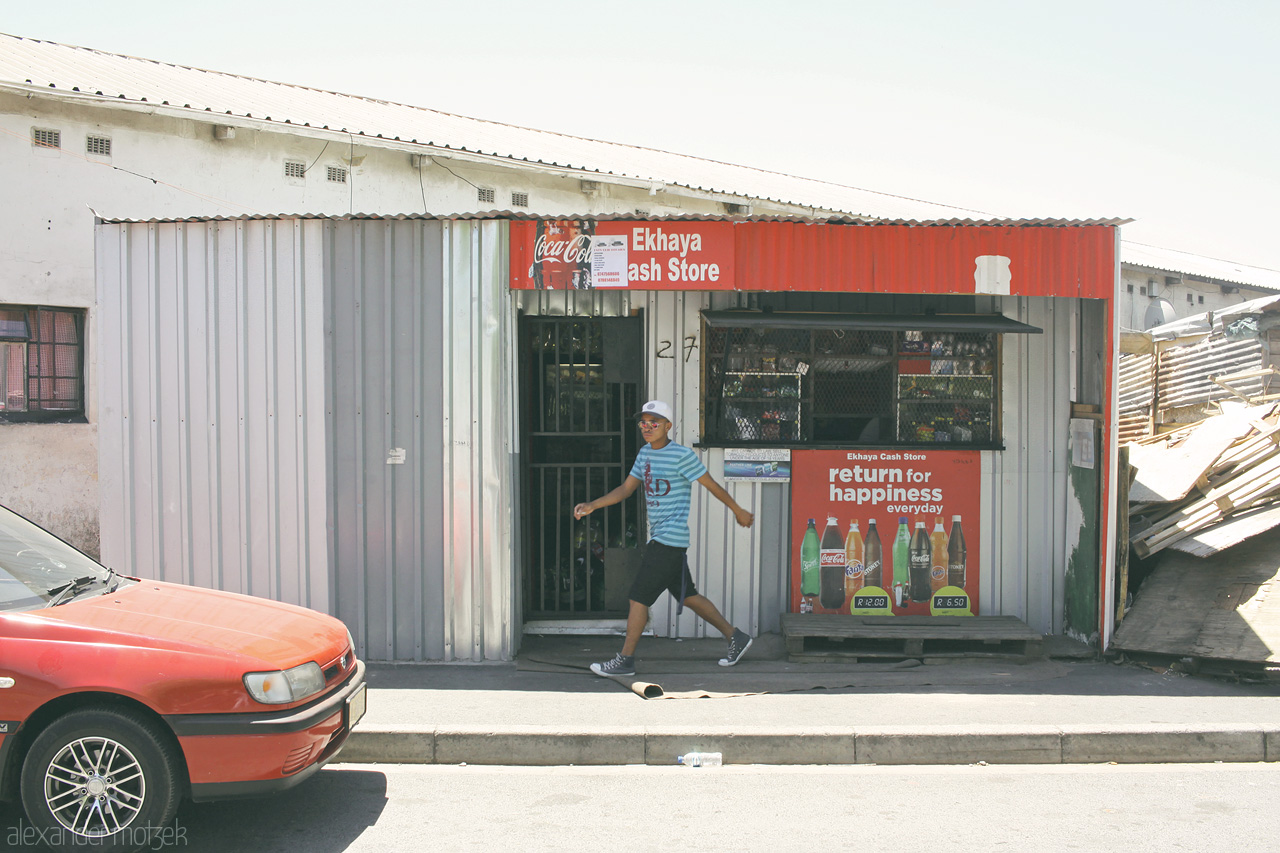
511, 191, 529, 208
327, 166, 348, 183
284, 161, 306, 179
32, 128, 60, 149
478, 187, 496, 204
86, 135, 111, 157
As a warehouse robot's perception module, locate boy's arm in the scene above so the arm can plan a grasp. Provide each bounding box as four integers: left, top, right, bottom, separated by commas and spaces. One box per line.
696, 472, 755, 528
574, 476, 640, 519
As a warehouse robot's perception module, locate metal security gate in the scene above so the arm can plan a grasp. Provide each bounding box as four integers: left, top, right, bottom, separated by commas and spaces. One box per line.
520, 316, 643, 619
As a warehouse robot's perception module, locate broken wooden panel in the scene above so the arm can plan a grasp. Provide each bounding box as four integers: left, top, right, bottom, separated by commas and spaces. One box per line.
1127, 405, 1266, 504
1170, 503, 1280, 558
1113, 526, 1280, 664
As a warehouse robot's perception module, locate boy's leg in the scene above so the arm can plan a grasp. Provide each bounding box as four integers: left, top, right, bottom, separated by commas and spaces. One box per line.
621, 599, 649, 655
680, 593, 733, 638
683, 593, 754, 667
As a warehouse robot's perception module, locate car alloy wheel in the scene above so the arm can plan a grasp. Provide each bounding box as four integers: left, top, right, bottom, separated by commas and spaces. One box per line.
21, 707, 182, 852
44, 734, 146, 834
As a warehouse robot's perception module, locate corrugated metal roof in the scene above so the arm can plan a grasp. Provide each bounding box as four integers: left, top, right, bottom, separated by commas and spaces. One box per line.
1, 33, 1112, 227
1122, 242, 1280, 292
91, 209, 1129, 226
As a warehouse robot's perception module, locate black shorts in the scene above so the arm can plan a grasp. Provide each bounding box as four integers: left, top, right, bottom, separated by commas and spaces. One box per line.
628, 541, 699, 607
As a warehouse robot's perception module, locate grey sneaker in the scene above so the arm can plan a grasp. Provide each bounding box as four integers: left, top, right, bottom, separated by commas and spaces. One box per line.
590, 652, 635, 677
719, 629, 753, 667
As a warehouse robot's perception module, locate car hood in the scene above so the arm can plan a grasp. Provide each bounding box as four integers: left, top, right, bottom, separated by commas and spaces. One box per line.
34, 580, 348, 669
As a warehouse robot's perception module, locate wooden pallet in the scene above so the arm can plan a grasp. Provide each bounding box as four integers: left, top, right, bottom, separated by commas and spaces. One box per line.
781, 614, 1043, 662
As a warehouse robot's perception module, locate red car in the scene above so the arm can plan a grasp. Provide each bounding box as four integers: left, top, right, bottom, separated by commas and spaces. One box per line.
0, 504, 366, 852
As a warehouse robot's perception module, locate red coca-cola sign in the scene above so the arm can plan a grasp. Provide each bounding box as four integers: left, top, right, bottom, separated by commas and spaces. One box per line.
511, 220, 736, 290
530, 221, 595, 290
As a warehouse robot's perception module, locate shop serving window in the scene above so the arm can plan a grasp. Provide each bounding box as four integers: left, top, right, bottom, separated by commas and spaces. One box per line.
701, 311, 1039, 448
0, 306, 86, 422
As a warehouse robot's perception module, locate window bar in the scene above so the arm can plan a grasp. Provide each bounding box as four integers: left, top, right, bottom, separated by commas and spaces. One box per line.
596, 322, 603, 431
554, 466, 564, 610
586, 461, 593, 607
571, 319, 581, 434
536, 323, 545, 435
553, 322, 563, 434
601, 386, 614, 556
568, 464, 577, 611
537, 467, 547, 612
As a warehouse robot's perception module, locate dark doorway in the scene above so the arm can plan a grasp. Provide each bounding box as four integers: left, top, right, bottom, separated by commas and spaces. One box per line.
520, 316, 644, 618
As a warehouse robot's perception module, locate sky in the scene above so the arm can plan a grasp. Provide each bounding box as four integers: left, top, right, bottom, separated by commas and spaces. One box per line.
6, 0, 1280, 270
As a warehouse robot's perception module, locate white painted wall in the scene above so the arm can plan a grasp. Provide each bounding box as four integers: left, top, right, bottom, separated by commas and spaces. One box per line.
0, 89, 793, 551
1118, 265, 1269, 331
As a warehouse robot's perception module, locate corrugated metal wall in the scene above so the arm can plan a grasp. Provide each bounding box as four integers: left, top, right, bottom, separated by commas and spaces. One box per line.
1118, 336, 1267, 440
1119, 353, 1156, 443
987, 296, 1078, 636
439, 220, 517, 661
325, 219, 447, 661
317, 217, 517, 662
1156, 336, 1264, 418
98, 217, 516, 663
96, 219, 332, 611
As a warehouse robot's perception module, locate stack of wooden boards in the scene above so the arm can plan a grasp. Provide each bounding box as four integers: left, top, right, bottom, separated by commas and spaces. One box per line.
1128, 402, 1280, 559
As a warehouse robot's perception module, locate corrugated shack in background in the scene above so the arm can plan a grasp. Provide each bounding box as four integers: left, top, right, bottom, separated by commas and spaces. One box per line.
1118, 293, 1280, 442
1113, 295, 1280, 675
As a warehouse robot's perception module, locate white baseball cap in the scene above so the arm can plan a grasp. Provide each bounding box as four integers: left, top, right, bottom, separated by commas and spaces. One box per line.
635, 400, 674, 423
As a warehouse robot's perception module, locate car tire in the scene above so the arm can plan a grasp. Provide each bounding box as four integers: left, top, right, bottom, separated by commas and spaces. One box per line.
20, 707, 184, 852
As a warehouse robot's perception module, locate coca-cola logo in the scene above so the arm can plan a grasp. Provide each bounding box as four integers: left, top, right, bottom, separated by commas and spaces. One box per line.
533, 233, 592, 264
820, 552, 844, 567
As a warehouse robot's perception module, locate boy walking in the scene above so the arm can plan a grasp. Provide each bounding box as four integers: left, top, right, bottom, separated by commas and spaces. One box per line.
573, 400, 755, 677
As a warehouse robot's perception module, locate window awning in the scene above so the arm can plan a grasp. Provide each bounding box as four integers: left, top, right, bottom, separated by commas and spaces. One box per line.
701, 311, 1042, 334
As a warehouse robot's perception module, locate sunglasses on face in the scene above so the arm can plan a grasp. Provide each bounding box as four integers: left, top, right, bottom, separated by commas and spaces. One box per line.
637, 420, 666, 430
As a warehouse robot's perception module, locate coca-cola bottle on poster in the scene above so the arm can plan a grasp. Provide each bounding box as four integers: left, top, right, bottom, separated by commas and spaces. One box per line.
533, 220, 595, 290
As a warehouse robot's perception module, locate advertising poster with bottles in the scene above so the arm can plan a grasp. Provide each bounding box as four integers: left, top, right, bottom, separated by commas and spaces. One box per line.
791, 449, 979, 617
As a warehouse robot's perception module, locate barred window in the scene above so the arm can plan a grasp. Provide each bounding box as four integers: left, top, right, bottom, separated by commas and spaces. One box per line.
701, 316, 1001, 448
0, 306, 86, 422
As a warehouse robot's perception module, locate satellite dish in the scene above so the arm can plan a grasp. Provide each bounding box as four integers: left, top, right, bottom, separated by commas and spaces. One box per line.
1144, 297, 1178, 330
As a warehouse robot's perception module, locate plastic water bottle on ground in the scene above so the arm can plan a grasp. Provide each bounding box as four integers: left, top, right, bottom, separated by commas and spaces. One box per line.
676, 752, 722, 767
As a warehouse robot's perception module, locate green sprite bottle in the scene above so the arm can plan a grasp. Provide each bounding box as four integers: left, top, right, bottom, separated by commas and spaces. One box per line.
800, 518, 819, 613
892, 517, 911, 608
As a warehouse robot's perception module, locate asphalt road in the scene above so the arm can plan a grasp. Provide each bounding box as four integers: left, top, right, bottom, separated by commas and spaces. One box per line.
6, 762, 1279, 852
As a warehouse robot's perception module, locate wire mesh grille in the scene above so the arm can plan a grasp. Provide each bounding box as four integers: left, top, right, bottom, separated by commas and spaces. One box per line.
895, 331, 996, 444
704, 323, 998, 447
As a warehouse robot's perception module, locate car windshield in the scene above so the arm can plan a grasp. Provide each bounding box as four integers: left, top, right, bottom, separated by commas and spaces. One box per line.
0, 505, 113, 612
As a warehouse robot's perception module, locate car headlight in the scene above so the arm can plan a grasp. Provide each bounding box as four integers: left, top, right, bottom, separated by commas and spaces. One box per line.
243, 662, 326, 705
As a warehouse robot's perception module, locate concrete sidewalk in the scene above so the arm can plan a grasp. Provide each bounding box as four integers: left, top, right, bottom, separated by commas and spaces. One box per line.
340, 635, 1280, 767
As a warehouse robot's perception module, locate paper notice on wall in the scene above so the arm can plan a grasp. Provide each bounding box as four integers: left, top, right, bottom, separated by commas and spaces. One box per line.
1070, 418, 1096, 469
590, 234, 629, 287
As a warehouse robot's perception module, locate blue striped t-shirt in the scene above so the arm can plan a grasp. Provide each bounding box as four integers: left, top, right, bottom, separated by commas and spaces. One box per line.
629, 441, 707, 548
